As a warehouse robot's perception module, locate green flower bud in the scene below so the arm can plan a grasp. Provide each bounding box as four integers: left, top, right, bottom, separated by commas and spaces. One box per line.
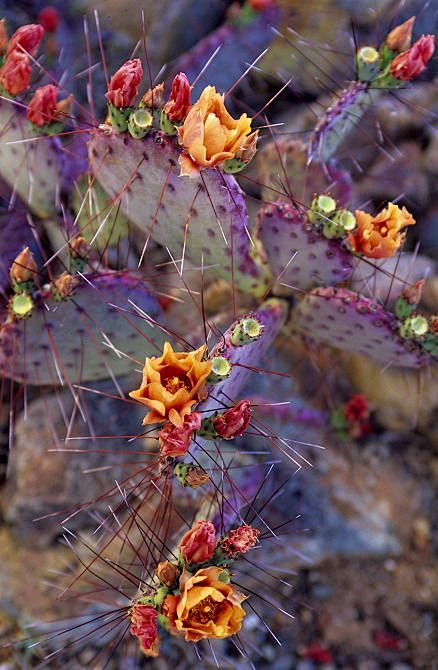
159, 109, 177, 135
223, 158, 247, 174
399, 314, 429, 339
9, 293, 34, 319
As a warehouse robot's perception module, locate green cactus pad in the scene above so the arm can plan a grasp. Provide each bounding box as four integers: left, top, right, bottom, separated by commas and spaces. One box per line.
0, 99, 66, 218
257, 202, 354, 293
0, 272, 166, 384
88, 128, 272, 296
292, 287, 429, 368
308, 82, 374, 163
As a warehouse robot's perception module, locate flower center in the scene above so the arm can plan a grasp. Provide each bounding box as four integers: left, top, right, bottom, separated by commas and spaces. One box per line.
161, 367, 192, 394
188, 596, 221, 625
164, 375, 189, 393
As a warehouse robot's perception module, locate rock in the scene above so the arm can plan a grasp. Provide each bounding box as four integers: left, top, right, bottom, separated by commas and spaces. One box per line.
2, 381, 145, 545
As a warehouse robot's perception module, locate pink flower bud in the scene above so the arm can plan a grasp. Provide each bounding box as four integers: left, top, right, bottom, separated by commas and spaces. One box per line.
213, 400, 251, 439
130, 604, 159, 656
26, 84, 58, 126
0, 19, 8, 53
221, 524, 260, 557
7, 24, 44, 57
158, 412, 201, 458
164, 72, 191, 122
179, 520, 216, 564
38, 7, 60, 33
0, 51, 31, 96
106, 58, 143, 108
390, 34, 435, 81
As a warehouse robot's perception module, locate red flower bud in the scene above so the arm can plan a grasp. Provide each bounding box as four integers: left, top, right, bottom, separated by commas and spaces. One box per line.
249, 0, 276, 10
179, 520, 216, 564
130, 604, 159, 656
158, 412, 201, 458
343, 394, 369, 423
106, 58, 143, 108
221, 524, 260, 557
390, 34, 435, 81
164, 72, 191, 123
7, 24, 44, 57
0, 51, 31, 96
27, 84, 58, 126
213, 400, 251, 439
430, 315, 438, 333
38, 7, 60, 33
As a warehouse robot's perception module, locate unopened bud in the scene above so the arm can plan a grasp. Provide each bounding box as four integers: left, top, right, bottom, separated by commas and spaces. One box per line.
402, 279, 424, 306
385, 17, 415, 52
52, 272, 79, 300
141, 82, 165, 110
70, 235, 90, 258
185, 466, 210, 489
156, 561, 179, 587
10, 247, 37, 285
106, 102, 131, 133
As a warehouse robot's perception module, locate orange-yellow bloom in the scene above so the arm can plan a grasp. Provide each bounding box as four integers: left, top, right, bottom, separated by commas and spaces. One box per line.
385, 17, 415, 52
162, 567, 246, 642
177, 85, 258, 177
129, 342, 212, 426
347, 203, 415, 259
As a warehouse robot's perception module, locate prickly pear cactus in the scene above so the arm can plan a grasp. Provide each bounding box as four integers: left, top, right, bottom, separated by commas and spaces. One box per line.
0, 272, 166, 384
89, 128, 272, 295
168, 3, 280, 100
292, 287, 430, 368
0, 99, 66, 218
200, 298, 288, 411
257, 202, 355, 293
308, 82, 374, 163
257, 139, 352, 206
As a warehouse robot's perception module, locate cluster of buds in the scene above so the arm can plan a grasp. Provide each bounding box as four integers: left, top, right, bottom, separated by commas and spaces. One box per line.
0, 22, 44, 97
308, 194, 356, 240
395, 282, 438, 354
129, 519, 259, 654
129, 331, 259, 484
8, 247, 38, 319
356, 16, 435, 88
26, 83, 73, 134
104, 61, 258, 176
309, 198, 416, 260
330, 394, 372, 440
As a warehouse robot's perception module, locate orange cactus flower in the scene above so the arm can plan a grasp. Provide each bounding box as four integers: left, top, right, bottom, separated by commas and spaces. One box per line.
347, 203, 415, 259
129, 342, 212, 426
162, 567, 246, 642
177, 85, 258, 177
